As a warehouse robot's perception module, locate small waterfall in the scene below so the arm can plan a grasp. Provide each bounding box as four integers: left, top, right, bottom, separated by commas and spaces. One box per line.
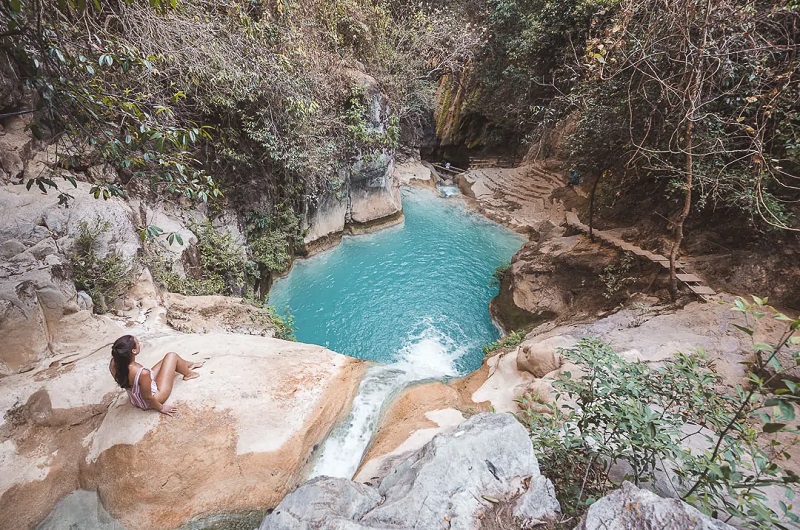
310, 325, 465, 479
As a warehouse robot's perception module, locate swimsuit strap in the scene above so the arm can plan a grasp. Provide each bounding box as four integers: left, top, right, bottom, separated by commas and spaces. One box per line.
128, 366, 152, 410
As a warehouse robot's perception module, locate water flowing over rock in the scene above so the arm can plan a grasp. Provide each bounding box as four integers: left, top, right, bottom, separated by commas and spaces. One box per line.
260, 413, 561, 530
576, 482, 735, 530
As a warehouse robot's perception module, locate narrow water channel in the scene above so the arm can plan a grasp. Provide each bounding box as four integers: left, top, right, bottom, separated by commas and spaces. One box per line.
269, 187, 524, 477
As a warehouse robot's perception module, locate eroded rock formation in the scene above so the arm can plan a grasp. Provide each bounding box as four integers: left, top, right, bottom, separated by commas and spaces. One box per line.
260, 413, 561, 530
0, 332, 366, 530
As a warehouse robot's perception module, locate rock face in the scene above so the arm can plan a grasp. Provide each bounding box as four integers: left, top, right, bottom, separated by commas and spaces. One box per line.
0, 180, 140, 375
516, 335, 574, 378
260, 413, 561, 530
0, 331, 367, 530
576, 482, 735, 530
164, 292, 276, 336
491, 234, 631, 331
302, 73, 403, 254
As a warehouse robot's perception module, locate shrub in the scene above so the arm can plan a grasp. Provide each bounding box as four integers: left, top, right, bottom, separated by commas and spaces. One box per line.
482, 330, 525, 354
490, 261, 510, 288
70, 219, 135, 313
519, 302, 800, 529
264, 305, 297, 342
148, 221, 246, 296
598, 252, 636, 299
245, 205, 304, 278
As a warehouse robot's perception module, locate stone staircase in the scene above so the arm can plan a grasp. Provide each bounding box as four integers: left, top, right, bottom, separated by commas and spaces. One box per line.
565, 211, 716, 299
455, 163, 567, 232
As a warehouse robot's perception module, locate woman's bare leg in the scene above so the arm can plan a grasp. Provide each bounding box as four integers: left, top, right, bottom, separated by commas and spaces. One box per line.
152, 352, 204, 403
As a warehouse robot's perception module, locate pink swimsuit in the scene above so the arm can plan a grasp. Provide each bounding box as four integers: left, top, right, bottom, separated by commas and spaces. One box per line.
127, 366, 158, 410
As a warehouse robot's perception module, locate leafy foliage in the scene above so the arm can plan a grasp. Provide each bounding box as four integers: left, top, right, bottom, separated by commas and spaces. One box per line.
598, 252, 636, 299
244, 205, 304, 279
70, 218, 135, 313
489, 260, 510, 288
519, 301, 800, 528
482, 330, 525, 354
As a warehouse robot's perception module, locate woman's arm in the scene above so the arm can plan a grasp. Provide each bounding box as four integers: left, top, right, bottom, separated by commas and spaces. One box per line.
138, 370, 176, 415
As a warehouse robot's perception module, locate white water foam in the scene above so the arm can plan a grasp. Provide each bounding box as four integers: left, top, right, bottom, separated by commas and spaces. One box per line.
309, 324, 468, 479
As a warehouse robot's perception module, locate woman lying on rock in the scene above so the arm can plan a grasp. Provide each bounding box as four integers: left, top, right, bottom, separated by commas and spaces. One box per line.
109, 335, 203, 416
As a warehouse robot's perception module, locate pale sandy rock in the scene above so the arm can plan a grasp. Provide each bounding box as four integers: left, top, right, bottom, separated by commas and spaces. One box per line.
0, 181, 139, 374
516, 335, 575, 377
82, 333, 367, 530
303, 157, 403, 254
355, 408, 465, 483
262, 414, 559, 530
521, 362, 582, 406
576, 482, 734, 530
303, 177, 350, 249
0, 317, 127, 530
514, 475, 561, 526
164, 292, 276, 336
0, 117, 34, 183
472, 349, 535, 412
261, 477, 382, 530
356, 378, 490, 483
349, 154, 402, 225
1, 330, 367, 530
533, 297, 752, 384
393, 159, 433, 187
36, 490, 123, 530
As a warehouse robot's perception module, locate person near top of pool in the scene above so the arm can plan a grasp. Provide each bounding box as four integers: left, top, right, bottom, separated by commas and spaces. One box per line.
109, 335, 204, 416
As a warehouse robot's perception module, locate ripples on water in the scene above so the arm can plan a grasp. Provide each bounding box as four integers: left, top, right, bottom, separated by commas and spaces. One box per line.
268, 187, 524, 478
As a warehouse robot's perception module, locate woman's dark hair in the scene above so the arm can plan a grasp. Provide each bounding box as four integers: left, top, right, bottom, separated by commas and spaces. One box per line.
112, 335, 136, 388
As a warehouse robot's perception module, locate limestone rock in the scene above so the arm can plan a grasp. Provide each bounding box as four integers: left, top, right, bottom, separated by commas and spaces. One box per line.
349, 153, 402, 226
513, 475, 561, 527
490, 235, 632, 331
261, 477, 382, 530
36, 490, 124, 530
164, 292, 276, 336
302, 70, 402, 253
0, 331, 366, 530
393, 159, 433, 187
260, 413, 560, 530
516, 335, 575, 378
82, 333, 367, 530
575, 482, 734, 530
0, 181, 139, 374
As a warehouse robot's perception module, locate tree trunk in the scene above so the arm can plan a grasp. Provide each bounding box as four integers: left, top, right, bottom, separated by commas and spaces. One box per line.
668, 0, 711, 300
588, 169, 602, 243
668, 121, 693, 299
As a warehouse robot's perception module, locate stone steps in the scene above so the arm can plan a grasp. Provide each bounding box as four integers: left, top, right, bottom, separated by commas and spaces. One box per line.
565, 211, 715, 300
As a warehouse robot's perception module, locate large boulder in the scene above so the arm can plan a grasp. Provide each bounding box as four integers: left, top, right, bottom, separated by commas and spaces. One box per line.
490, 235, 640, 332
576, 482, 735, 530
0, 331, 367, 530
516, 335, 575, 378
260, 413, 561, 530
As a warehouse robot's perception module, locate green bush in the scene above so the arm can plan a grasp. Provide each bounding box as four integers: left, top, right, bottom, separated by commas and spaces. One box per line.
598, 252, 637, 299
519, 305, 800, 529
70, 219, 135, 313
264, 305, 297, 341
245, 205, 304, 278
490, 261, 510, 288
149, 221, 246, 296
482, 330, 525, 354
